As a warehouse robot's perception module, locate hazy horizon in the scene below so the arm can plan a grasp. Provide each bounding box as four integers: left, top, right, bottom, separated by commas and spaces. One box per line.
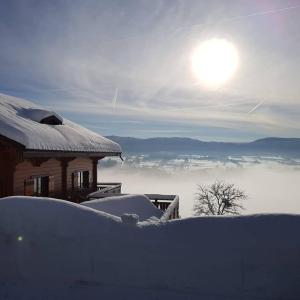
105, 134, 300, 143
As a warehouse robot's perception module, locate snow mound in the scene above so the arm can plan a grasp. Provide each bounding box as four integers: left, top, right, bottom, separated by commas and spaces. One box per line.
0, 196, 121, 238
0, 196, 300, 299
121, 213, 139, 226
0, 93, 121, 153
81, 194, 163, 221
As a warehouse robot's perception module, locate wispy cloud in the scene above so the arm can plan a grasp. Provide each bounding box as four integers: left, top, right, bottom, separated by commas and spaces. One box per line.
0, 0, 300, 140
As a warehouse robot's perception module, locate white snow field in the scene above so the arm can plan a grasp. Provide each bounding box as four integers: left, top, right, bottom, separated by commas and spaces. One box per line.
0, 196, 300, 300
81, 194, 163, 221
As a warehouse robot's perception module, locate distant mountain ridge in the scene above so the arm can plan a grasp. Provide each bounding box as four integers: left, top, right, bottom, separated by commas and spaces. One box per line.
106, 136, 300, 156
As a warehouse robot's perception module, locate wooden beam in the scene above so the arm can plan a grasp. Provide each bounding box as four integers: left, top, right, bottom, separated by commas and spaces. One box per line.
0, 147, 23, 197
91, 157, 103, 192
58, 157, 75, 199
29, 157, 50, 167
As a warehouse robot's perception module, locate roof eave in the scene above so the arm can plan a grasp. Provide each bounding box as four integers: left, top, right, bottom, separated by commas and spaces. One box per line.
0, 134, 26, 150
23, 150, 122, 159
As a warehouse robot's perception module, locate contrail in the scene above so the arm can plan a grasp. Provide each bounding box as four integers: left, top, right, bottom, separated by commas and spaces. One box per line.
112, 88, 119, 107
248, 101, 264, 114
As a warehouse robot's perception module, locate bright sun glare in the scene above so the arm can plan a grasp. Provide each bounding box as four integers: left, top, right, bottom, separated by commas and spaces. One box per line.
191, 38, 239, 88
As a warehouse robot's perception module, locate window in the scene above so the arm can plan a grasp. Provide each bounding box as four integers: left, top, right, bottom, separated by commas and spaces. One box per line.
24, 176, 54, 197
72, 171, 89, 189
34, 176, 48, 196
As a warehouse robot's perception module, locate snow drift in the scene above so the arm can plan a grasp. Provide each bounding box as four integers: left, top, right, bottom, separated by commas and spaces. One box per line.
81, 194, 163, 221
0, 196, 300, 299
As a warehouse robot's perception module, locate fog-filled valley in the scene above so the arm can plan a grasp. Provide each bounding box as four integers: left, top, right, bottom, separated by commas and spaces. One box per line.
99, 154, 300, 217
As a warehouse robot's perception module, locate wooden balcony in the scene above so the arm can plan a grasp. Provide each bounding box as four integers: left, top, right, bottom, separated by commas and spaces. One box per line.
88, 182, 122, 198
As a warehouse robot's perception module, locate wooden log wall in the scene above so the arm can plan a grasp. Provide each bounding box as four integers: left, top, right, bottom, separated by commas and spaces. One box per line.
14, 157, 94, 197
14, 158, 61, 195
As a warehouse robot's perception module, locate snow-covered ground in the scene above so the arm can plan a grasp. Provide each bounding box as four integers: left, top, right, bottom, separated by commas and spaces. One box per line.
1, 196, 300, 299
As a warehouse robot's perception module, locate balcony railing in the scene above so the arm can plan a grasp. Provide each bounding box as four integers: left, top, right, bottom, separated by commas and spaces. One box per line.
87, 182, 122, 199
145, 194, 180, 220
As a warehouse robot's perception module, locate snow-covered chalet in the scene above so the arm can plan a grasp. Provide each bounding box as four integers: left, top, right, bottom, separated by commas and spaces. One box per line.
0, 93, 122, 200
0, 93, 179, 220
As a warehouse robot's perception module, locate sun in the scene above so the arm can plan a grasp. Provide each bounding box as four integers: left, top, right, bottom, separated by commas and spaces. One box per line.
191, 38, 239, 88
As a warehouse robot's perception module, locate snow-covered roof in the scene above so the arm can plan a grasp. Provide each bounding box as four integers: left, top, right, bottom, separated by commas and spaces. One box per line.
81, 194, 163, 221
0, 93, 121, 154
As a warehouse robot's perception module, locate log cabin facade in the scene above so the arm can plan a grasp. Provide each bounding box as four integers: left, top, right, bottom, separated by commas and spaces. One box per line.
0, 93, 122, 200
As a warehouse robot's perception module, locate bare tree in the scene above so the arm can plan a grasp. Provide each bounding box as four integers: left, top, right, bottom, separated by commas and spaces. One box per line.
194, 181, 247, 216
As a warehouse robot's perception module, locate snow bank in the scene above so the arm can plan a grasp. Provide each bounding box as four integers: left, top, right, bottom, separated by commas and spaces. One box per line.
0, 196, 300, 299
0, 93, 121, 153
81, 194, 163, 221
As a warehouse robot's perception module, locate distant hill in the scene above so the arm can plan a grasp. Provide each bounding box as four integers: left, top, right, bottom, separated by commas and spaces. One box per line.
106, 136, 300, 156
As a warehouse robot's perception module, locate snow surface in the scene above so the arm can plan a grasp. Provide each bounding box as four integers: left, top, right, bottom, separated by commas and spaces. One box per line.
0, 93, 121, 153
21, 108, 63, 124
0, 196, 300, 300
81, 194, 163, 221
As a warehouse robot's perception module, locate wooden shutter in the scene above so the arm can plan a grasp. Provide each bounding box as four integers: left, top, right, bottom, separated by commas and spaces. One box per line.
48, 176, 55, 194
72, 172, 78, 189
24, 179, 34, 196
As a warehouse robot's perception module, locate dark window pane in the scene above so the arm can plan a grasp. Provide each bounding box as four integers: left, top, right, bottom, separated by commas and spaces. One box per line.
83, 171, 89, 188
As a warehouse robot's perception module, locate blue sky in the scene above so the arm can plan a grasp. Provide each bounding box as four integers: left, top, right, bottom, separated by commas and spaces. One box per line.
1, 0, 300, 141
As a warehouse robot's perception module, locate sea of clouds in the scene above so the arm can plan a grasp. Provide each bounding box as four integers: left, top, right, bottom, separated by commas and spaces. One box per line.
99, 155, 300, 217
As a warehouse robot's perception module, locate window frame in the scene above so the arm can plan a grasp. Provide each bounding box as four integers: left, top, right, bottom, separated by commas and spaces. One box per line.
25, 175, 52, 197
72, 170, 90, 189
